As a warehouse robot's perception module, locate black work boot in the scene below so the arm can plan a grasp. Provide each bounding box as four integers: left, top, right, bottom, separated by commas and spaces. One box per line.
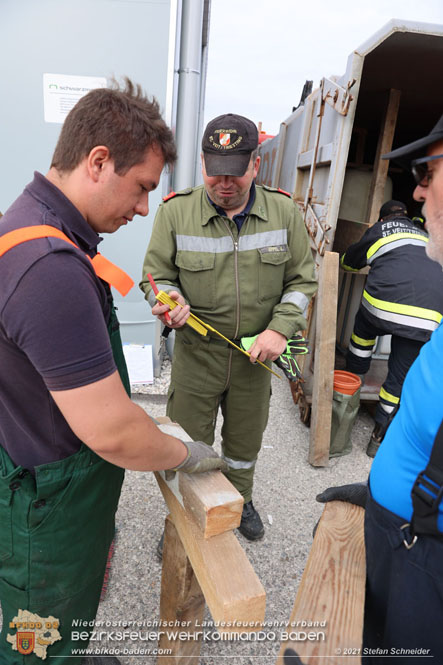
156, 531, 165, 561
81, 657, 122, 664
238, 500, 265, 540
366, 423, 383, 458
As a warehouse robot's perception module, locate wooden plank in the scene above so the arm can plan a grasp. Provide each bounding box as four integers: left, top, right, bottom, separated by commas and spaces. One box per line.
155, 471, 266, 630
156, 418, 243, 538
158, 516, 205, 665
366, 88, 401, 227
276, 501, 365, 665
309, 251, 339, 466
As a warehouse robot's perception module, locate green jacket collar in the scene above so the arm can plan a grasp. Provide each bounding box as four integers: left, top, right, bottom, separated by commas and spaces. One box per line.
201, 184, 269, 226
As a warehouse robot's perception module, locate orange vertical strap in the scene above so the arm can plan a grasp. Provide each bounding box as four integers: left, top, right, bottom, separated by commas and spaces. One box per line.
0, 225, 134, 296
91, 253, 134, 296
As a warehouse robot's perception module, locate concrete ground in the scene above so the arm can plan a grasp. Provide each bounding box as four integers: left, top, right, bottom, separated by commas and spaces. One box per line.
93, 365, 374, 664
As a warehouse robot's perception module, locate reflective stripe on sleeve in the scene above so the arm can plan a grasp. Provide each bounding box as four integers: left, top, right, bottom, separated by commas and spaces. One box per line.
340, 255, 361, 272
280, 291, 309, 313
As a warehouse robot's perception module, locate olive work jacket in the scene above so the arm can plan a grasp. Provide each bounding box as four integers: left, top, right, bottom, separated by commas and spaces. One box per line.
140, 184, 317, 342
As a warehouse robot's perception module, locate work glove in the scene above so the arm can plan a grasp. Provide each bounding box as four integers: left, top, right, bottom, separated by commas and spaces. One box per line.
275, 334, 310, 381
316, 481, 368, 509
283, 648, 304, 664
165, 440, 228, 480
240, 333, 309, 382
312, 481, 368, 538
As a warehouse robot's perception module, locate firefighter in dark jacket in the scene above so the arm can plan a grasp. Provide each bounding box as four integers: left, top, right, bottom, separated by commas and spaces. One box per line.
341, 200, 443, 457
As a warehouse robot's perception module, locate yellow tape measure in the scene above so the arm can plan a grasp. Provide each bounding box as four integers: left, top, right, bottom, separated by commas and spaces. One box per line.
156, 290, 281, 380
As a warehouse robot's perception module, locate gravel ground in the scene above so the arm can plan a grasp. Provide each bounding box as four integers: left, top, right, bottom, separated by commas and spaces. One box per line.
93, 357, 374, 664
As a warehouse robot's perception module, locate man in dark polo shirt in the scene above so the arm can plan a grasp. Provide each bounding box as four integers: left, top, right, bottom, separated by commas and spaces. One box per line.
0, 79, 225, 665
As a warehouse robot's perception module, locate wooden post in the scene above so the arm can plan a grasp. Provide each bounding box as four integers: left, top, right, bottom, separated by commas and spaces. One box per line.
155, 420, 243, 538
155, 418, 266, 663
158, 517, 205, 665
155, 471, 266, 628
276, 501, 366, 665
366, 88, 401, 227
309, 251, 339, 466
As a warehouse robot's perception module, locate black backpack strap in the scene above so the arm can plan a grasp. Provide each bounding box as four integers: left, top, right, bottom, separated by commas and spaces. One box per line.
411, 417, 443, 536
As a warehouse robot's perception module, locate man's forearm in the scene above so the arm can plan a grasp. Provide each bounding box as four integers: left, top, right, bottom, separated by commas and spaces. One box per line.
85, 402, 189, 471
50, 371, 188, 472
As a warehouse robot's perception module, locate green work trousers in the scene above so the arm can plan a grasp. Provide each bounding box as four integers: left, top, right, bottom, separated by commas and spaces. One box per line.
0, 445, 124, 664
0, 302, 128, 663
167, 329, 272, 502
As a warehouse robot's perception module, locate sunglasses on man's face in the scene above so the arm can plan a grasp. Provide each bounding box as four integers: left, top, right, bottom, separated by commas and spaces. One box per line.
411, 154, 443, 187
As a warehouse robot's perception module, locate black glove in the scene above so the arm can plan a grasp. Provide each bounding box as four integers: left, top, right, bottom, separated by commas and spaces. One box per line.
284, 648, 305, 664
165, 440, 228, 480
316, 481, 368, 509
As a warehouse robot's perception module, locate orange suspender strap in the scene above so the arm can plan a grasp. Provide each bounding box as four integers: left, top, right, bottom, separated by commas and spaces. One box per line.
0, 225, 134, 296
90, 253, 134, 296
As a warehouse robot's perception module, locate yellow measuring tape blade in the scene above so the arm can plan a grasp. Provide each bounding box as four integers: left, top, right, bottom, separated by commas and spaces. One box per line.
156, 291, 281, 379
156, 291, 208, 335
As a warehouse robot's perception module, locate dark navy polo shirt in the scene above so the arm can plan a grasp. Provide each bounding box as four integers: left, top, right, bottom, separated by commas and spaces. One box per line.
0, 172, 117, 471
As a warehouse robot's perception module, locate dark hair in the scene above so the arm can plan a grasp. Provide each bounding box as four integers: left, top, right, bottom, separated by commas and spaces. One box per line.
51, 77, 177, 175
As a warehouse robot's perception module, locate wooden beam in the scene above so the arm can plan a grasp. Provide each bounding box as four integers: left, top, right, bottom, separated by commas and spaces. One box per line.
276, 501, 365, 665
158, 516, 205, 665
156, 419, 243, 538
309, 251, 339, 466
155, 471, 266, 630
366, 88, 401, 227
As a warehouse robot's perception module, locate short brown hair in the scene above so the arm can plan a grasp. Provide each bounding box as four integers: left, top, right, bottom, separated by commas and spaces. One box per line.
51, 77, 177, 174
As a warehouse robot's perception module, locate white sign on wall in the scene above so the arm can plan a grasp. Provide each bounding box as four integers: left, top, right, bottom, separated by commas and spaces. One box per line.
43, 73, 107, 124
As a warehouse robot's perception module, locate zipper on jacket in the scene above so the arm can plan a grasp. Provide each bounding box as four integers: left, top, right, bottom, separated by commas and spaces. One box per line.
221, 219, 241, 391
222, 219, 241, 339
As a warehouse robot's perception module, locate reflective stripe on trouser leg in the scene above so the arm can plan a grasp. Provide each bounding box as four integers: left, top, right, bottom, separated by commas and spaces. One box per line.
0, 444, 124, 665
346, 308, 377, 375
374, 335, 425, 430
167, 330, 272, 502
220, 349, 271, 503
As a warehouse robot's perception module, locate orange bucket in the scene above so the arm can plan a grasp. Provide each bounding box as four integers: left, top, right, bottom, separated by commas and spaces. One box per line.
333, 370, 361, 396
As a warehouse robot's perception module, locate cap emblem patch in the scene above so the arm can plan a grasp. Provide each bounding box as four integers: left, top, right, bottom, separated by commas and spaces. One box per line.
209, 129, 243, 151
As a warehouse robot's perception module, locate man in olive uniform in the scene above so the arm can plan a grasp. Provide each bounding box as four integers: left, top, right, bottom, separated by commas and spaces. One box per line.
0, 80, 225, 665
140, 113, 317, 541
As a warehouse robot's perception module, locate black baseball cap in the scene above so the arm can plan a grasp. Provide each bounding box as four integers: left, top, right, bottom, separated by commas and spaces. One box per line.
382, 114, 443, 163
202, 113, 259, 177
379, 200, 407, 220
